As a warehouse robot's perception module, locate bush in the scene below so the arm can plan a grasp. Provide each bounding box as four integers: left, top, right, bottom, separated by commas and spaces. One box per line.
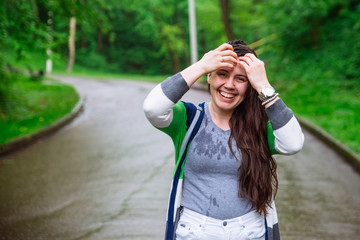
0, 61, 13, 113
76, 49, 108, 70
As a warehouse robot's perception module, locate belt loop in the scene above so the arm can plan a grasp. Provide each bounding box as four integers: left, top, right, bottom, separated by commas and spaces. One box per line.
237, 216, 245, 230
200, 215, 207, 230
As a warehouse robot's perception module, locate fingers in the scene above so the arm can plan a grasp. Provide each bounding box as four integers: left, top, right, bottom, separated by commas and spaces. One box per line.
199, 43, 240, 73
221, 50, 238, 59
215, 43, 234, 52
215, 44, 238, 64
238, 54, 266, 74
238, 53, 256, 66
220, 54, 238, 66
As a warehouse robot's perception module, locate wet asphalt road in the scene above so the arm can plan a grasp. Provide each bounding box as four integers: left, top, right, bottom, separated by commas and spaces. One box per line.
0, 76, 359, 240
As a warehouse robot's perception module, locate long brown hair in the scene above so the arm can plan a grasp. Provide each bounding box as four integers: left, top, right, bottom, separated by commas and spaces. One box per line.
228, 40, 278, 215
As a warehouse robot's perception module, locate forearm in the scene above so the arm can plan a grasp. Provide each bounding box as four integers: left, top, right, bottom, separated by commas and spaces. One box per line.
180, 61, 207, 87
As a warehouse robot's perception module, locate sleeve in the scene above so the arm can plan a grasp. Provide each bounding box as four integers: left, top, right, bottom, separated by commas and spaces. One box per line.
265, 99, 305, 155
143, 72, 189, 129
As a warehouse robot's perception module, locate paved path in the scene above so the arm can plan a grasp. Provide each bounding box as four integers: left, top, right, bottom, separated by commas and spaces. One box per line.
0, 76, 359, 240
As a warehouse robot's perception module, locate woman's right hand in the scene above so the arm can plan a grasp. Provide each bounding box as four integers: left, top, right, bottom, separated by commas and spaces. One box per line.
197, 43, 238, 74
181, 43, 238, 87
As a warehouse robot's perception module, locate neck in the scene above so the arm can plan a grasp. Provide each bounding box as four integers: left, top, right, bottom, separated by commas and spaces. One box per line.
208, 102, 233, 130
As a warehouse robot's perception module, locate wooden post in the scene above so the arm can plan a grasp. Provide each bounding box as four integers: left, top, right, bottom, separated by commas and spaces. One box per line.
66, 16, 76, 72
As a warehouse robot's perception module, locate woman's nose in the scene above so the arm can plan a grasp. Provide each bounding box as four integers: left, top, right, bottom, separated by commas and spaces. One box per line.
224, 78, 235, 89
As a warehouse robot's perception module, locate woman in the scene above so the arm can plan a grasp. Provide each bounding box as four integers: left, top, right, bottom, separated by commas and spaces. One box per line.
143, 40, 304, 240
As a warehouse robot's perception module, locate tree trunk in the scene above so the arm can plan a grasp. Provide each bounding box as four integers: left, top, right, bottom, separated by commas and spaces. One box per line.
219, 0, 234, 41
30, 0, 39, 23
66, 17, 76, 72
169, 48, 180, 73
96, 27, 103, 54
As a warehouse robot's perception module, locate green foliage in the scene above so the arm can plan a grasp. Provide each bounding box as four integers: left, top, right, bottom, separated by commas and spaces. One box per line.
263, 2, 360, 153
0, 0, 48, 60
0, 60, 11, 112
76, 49, 108, 70
263, 0, 357, 52
197, 0, 227, 50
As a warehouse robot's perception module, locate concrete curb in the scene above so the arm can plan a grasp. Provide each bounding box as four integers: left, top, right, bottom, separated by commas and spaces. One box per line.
0, 95, 85, 157
192, 82, 360, 173
296, 116, 360, 173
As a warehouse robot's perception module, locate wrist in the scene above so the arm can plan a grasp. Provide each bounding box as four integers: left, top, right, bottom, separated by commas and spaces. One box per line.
252, 78, 270, 94
263, 96, 280, 109
180, 62, 207, 87
258, 85, 277, 102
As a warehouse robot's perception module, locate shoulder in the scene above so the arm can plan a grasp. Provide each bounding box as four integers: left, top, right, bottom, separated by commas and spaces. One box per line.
182, 101, 205, 129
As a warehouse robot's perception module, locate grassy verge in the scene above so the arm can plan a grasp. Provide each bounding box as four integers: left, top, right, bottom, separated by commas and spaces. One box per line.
0, 74, 79, 144
53, 67, 169, 83
265, 56, 360, 155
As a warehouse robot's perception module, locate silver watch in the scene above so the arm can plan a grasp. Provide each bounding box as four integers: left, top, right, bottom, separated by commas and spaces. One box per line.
258, 86, 276, 102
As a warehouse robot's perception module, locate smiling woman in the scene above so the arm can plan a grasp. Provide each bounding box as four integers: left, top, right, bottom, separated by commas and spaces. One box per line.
143, 40, 304, 240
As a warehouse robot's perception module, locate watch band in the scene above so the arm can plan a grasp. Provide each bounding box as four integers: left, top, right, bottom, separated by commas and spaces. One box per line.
258, 85, 276, 102
261, 93, 279, 105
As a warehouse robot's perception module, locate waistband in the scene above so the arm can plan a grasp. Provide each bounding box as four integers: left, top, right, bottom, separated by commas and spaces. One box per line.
181, 207, 263, 229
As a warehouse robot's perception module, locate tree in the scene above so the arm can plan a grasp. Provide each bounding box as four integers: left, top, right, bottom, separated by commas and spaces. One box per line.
66, 15, 76, 72
218, 0, 234, 41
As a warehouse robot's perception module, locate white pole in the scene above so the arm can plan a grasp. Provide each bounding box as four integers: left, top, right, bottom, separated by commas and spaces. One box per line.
188, 0, 198, 64
46, 3, 53, 74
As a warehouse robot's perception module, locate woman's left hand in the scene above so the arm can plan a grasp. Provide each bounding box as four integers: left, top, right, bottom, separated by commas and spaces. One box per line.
238, 53, 271, 93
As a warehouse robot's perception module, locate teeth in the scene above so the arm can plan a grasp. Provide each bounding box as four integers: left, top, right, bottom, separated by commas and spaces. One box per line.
220, 91, 235, 98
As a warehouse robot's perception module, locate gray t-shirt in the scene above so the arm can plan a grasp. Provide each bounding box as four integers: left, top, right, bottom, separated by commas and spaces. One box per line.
181, 103, 254, 220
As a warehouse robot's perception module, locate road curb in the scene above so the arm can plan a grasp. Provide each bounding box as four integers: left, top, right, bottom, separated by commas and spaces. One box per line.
296, 116, 360, 173
0, 95, 85, 157
192, 82, 360, 173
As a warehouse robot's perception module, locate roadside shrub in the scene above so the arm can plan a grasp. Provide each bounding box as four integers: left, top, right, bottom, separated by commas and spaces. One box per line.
0, 60, 11, 113
76, 49, 108, 70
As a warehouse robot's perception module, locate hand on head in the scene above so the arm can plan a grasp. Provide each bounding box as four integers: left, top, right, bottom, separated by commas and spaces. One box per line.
238, 53, 270, 93
198, 43, 238, 74
199, 43, 270, 93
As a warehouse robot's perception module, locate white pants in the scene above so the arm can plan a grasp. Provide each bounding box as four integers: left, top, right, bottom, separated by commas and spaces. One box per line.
175, 208, 266, 240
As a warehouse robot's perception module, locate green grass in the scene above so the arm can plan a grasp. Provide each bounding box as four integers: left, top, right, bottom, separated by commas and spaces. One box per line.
0, 75, 79, 144
265, 56, 360, 155
53, 67, 169, 83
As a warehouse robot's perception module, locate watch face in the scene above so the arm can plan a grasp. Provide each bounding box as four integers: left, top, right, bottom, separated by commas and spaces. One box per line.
263, 86, 275, 97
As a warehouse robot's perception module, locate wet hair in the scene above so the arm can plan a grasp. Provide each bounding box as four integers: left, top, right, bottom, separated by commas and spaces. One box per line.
227, 40, 278, 215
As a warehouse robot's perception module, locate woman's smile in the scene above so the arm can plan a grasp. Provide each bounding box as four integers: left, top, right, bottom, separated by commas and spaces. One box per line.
219, 90, 236, 99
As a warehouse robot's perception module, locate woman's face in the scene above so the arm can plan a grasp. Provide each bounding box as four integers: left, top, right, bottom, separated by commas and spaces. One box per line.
207, 62, 249, 115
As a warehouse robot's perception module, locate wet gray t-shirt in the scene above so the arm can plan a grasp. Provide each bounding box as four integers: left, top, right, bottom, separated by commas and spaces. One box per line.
181, 103, 254, 220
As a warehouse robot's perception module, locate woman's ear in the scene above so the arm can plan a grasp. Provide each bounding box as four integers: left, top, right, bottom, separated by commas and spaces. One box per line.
207, 73, 212, 84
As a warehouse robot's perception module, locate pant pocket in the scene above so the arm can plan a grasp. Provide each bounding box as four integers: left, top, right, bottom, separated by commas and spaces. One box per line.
175, 221, 204, 240
242, 216, 266, 239
175, 221, 191, 240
